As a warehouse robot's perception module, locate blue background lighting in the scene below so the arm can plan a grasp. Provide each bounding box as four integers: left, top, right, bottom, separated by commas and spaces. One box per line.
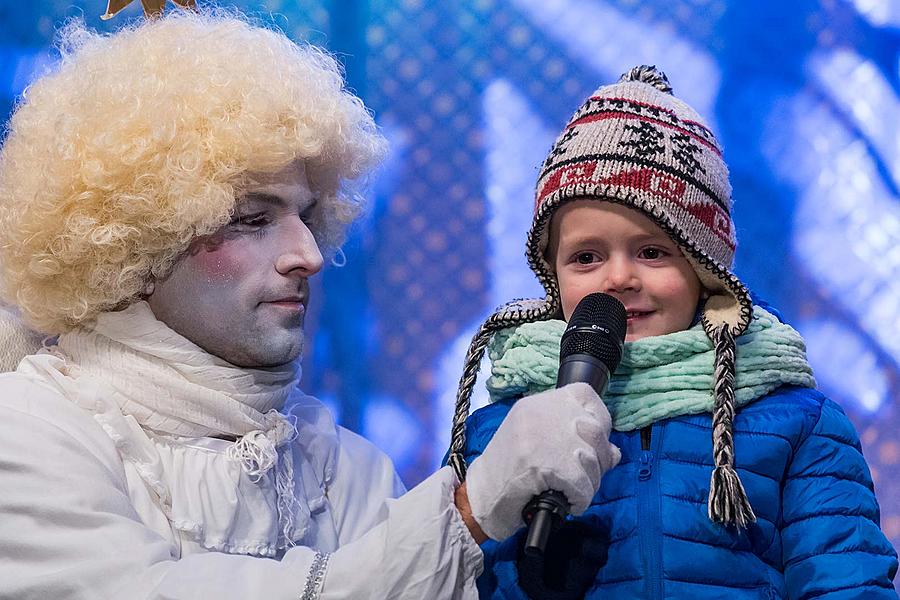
2, 0, 898, 575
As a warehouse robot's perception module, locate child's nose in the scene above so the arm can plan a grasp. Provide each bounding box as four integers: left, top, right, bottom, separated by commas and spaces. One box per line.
275, 219, 324, 277
603, 257, 639, 293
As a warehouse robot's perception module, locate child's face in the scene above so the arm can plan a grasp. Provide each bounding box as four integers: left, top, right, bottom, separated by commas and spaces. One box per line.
550, 200, 703, 342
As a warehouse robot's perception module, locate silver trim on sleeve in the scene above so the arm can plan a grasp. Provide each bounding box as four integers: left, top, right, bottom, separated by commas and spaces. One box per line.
300, 551, 331, 600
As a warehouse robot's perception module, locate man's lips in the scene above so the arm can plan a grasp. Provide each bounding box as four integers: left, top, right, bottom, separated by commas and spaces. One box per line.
262, 297, 307, 311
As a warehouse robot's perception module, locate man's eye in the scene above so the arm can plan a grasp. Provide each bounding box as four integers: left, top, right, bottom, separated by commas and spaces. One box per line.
230, 213, 268, 228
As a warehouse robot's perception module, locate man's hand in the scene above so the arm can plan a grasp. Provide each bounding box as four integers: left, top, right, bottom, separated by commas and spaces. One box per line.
454, 482, 488, 544
462, 382, 620, 541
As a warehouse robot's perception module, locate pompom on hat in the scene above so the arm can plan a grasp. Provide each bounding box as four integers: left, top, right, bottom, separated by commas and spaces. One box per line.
448, 66, 756, 529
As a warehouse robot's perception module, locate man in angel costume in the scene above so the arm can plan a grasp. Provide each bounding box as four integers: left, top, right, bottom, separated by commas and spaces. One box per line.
0, 7, 620, 599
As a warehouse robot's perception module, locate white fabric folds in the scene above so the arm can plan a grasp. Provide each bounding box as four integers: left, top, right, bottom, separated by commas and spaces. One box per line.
19, 301, 323, 550
0, 302, 484, 598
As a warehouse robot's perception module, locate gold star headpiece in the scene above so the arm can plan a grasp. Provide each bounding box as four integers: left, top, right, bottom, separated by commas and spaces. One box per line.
102, 0, 197, 20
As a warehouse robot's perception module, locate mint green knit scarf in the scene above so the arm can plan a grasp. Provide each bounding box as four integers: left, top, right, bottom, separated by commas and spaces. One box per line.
485, 306, 816, 431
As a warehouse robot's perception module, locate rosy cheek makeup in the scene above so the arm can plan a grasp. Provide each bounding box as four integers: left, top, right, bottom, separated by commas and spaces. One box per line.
193, 243, 250, 282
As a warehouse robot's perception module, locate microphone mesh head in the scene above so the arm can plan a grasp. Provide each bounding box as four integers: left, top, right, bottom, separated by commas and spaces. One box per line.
560, 293, 627, 372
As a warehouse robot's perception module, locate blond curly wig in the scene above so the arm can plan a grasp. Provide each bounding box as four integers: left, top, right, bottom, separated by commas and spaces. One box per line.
0, 10, 386, 333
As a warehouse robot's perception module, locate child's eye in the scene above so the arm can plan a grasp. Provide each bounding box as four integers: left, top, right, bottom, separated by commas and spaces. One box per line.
575, 252, 598, 265
639, 247, 668, 260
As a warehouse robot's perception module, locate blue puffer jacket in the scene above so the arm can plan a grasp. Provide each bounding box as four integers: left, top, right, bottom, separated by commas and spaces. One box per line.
463, 384, 898, 599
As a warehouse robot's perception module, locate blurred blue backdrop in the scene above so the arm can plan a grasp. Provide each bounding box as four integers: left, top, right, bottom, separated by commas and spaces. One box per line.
2, 0, 898, 572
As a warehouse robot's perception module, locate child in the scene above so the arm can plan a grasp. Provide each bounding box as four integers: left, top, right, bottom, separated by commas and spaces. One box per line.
446, 66, 898, 599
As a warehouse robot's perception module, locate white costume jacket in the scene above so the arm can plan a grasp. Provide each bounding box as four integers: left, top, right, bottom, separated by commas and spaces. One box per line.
0, 303, 482, 599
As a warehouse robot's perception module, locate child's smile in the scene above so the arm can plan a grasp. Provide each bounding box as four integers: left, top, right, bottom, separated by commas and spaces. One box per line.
625, 309, 654, 327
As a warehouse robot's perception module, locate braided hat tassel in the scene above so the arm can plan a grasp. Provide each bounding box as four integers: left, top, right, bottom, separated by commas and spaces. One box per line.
446, 298, 558, 483
708, 324, 756, 528
446, 322, 494, 482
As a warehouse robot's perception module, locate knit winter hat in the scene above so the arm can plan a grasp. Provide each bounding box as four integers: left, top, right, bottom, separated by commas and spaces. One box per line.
448, 66, 756, 529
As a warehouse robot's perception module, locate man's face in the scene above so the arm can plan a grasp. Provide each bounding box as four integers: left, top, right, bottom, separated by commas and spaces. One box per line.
147, 163, 324, 367
551, 200, 703, 342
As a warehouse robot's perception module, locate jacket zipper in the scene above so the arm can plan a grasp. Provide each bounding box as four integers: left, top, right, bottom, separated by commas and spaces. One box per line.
637, 424, 662, 599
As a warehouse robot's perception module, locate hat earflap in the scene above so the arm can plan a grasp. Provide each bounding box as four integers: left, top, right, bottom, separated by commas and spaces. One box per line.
708, 323, 756, 528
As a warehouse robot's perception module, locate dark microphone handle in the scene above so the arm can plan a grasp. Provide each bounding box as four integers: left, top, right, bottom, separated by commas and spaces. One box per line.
556, 354, 612, 396
523, 354, 611, 556
522, 490, 569, 557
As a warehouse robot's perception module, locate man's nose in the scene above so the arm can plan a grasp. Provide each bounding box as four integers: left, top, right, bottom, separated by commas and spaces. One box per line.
275, 219, 324, 277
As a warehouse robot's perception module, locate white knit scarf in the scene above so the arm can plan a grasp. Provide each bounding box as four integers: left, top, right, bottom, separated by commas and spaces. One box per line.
49, 301, 305, 546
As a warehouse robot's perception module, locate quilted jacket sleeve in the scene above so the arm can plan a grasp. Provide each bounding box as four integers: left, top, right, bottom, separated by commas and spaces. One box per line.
781, 396, 898, 599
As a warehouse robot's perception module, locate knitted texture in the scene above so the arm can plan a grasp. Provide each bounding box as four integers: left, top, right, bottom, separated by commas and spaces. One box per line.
28, 300, 306, 547
486, 306, 815, 432
0, 305, 43, 371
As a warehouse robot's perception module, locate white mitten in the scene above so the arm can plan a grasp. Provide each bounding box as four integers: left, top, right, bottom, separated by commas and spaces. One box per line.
465, 382, 621, 541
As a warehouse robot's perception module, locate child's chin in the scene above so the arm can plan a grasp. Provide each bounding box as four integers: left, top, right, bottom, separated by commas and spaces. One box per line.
625, 321, 650, 342
625, 325, 660, 342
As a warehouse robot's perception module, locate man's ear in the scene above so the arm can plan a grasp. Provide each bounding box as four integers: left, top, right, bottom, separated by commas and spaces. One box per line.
142, 280, 156, 298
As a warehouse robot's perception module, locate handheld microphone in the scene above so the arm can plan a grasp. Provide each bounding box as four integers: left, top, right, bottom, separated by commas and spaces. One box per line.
522, 292, 627, 557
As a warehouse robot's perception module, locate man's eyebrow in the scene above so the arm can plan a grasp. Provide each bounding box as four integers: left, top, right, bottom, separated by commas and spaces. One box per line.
239, 192, 288, 206
238, 192, 318, 210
